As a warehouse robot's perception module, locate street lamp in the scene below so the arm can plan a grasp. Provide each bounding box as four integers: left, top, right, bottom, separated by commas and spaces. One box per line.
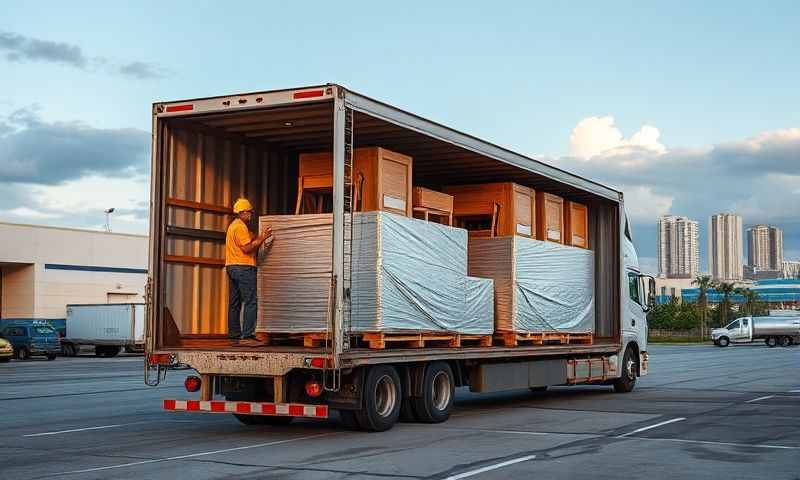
104, 208, 115, 232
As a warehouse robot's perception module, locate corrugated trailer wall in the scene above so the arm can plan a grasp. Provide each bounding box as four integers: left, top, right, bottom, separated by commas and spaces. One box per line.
162, 123, 295, 335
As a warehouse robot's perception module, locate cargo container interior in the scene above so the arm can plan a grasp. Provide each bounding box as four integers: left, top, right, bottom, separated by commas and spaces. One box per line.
152, 97, 620, 351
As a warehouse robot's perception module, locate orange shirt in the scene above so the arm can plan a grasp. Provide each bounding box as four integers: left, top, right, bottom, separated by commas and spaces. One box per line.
225, 219, 256, 266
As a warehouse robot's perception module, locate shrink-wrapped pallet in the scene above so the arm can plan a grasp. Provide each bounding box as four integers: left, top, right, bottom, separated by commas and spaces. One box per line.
256, 212, 494, 335
468, 236, 594, 334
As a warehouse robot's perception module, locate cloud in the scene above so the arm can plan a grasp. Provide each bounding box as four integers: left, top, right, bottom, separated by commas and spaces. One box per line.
0, 31, 87, 67
0, 31, 165, 79
552, 120, 800, 272
568, 115, 666, 159
0, 107, 150, 184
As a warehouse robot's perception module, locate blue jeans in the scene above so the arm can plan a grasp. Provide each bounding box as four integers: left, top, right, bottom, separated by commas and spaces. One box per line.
227, 265, 257, 339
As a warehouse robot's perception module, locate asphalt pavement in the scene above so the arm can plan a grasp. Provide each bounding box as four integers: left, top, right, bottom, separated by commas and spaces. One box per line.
1, 344, 798, 479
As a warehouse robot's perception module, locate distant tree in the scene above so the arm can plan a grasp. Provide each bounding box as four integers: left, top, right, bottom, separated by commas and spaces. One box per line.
735, 288, 760, 316
713, 281, 737, 325
693, 275, 713, 338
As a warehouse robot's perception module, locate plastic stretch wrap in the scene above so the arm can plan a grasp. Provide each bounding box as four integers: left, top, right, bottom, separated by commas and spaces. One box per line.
468, 236, 594, 334
257, 212, 494, 335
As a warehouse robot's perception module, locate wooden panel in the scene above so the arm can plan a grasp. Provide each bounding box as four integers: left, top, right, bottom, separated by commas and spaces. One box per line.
165, 255, 225, 267
413, 187, 453, 213
166, 197, 233, 215
536, 192, 564, 244
512, 184, 534, 238
467, 237, 515, 332
299, 151, 334, 178
564, 201, 589, 248
445, 182, 533, 237
380, 153, 411, 215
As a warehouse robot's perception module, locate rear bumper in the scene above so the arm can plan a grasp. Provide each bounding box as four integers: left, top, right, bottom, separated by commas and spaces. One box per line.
163, 399, 329, 418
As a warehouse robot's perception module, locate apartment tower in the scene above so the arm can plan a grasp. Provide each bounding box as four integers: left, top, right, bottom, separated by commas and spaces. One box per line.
709, 213, 743, 281
657, 215, 700, 278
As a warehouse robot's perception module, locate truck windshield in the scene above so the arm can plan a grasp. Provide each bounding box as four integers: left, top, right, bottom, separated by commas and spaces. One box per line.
725, 320, 740, 330
33, 326, 56, 335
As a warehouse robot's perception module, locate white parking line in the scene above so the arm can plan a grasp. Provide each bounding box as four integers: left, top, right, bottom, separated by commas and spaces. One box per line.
444, 454, 537, 480
635, 436, 800, 450
24, 424, 131, 437
789, 390, 800, 393
745, 395, 775, 403
55, 433, 334, 475
617, 417, 686, 438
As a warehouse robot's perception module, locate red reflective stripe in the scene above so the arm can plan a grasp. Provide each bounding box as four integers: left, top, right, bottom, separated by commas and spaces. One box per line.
165, 104, 194, 112
235, 402, 251, 414
315, 406, 328, 418
210, 401, 226, 412
288, 404, 304, 416
186, 400, 200, 411
163, 399, 176, 410
293, 90, 324, 100
261, 403, 276, 415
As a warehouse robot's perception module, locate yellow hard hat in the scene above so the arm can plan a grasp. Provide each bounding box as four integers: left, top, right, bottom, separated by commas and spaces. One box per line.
233, 198, 253, 214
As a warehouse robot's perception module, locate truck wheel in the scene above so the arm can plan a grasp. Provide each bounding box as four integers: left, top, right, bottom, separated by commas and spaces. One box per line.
779, 336, 791, 347
0, 357, 9, 363
355, 365, 401, 432
94, 346, 104, 357
766, 337, 778, 348
46, 353, 57, 361
613, 347, 638, 393
717, 336, 730, 348
16, 347, 31, 361
412, 362, 455, 423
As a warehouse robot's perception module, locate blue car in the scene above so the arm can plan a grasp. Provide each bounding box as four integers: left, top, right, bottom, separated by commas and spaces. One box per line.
0, 321, 61, 360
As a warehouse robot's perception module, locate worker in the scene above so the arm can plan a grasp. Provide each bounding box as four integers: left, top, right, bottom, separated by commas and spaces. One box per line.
226, 197, 272, 346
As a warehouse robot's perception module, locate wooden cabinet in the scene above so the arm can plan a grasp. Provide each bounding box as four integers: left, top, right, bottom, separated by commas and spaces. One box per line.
296, 147, 413, 217
412, 187, 453, 225
536, 192, 564, 243
444, 182, 535, 238
564, 201, 589, 248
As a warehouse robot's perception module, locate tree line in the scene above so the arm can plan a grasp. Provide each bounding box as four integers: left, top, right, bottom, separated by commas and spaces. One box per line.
648, 275, 769, 333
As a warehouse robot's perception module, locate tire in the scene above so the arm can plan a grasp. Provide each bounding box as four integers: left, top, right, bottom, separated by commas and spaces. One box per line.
766, 337, 778, 348
717, 336, 730, 348
0, 357, 10, 363
63, 344, 78, 357
46, 353, 57, 361
16, 347, 31, 361
529, 386, 549, 393
338, 410, 361, 430
355, 365, 402, 432
779, 336, 791, 347
94, 346, 105, 357
412, 362, 455, 424
102, 346, 121, 358
613, 346, 638, 393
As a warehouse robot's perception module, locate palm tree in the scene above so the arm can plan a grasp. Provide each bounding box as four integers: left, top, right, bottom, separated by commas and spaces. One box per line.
714, 281, 737, 325
693, 275, 713, 340
735, 287, 759, 316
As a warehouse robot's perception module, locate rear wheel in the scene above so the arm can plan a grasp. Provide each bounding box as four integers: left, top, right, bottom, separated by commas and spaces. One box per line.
412, 362, 455, 424
779, 336, 791, 347
102, 346, 121, 358
766, 337, 778, 348
46, 353, 57, 361
613, 346, 638, 393
717, 336, 730, 348
16, 347, 30, 361
355, 365, 401, 432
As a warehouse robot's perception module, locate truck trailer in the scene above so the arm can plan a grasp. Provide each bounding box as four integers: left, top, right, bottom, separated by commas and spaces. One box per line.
144, 84, 655, 431
62, 303, 145, 357
712, 315, 800, 347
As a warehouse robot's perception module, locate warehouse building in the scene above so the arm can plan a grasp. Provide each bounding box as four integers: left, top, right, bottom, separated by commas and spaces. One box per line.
0, 222, 148, 329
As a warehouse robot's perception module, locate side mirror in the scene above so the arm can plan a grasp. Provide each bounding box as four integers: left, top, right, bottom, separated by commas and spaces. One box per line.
647, 277, 656, 308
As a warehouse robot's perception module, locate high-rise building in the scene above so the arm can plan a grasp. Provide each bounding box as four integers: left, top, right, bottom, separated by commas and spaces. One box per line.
783, 260, 800, 279
657, 215, 699, 278
746, 224, 783, 271
709, 213, 743, 281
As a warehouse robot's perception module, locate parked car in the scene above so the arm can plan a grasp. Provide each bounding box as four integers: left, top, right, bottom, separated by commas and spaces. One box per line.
0, 337, 13, 362
0, 321, 61, 360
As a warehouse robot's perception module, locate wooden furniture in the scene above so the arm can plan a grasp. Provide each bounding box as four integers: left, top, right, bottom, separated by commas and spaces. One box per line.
412, 187, 453, 225
536, 192, 564, 244
444, 182, 534, 238
295, 147, 413, 217
564, 201, 589, 248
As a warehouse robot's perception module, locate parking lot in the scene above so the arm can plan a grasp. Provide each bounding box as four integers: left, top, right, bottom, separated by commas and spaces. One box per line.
1, 344, 798, 479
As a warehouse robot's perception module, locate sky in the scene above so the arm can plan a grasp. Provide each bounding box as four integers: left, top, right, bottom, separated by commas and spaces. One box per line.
1, 1, 799, 275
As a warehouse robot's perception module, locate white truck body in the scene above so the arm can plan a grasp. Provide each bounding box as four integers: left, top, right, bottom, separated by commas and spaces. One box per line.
712, 315, 800, 347
64, 304, 145, 356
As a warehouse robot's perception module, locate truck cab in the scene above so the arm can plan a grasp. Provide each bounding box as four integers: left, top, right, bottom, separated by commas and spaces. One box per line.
0, 321, 61, 360
621, 215, 655, 379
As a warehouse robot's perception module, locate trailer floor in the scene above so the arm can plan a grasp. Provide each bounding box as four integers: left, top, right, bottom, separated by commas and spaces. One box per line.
2, 344, 799, 480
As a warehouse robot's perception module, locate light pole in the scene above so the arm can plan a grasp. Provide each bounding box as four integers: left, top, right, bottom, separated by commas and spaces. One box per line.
104, 208, 115, 232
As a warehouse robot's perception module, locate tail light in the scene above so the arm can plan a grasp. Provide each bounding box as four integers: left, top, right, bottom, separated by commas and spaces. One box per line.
148, 353, 174, 366
184, 376, 202, 393
305, 379, 323, 398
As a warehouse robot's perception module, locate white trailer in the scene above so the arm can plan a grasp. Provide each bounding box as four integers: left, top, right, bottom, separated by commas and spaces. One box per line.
712, 315, 800, 348
63, 303, 145, 357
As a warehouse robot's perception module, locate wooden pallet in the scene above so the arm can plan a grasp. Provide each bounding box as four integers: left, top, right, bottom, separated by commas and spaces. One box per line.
495, 331, 594, 347
255, 332, 329, 348
357, 332, 493, 349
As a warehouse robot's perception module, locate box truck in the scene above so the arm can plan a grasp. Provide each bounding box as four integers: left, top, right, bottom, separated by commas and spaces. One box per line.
62, 303, 145, 357
712, 315, 800, 347
145, 84, 655, 431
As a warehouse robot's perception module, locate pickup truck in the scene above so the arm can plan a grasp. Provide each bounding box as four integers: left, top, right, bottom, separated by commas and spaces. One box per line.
712, 316, 800, 347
